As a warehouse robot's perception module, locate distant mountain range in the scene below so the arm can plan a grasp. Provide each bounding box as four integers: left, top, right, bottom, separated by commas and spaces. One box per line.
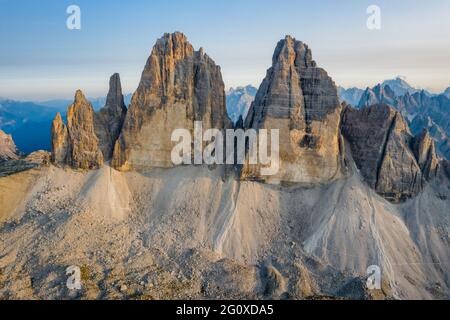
337, 76, 437, 107
226, 85, 257, 124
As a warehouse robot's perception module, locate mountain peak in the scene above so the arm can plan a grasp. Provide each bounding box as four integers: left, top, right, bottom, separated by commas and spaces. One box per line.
112, 32, 231, 170
74, 89, 87, 103
272, 36, 316, 68
243, 36, 341, 183
381, 77, 418, 96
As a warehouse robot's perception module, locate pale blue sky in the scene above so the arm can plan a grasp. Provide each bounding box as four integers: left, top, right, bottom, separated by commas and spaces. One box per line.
1, 0, 450, 100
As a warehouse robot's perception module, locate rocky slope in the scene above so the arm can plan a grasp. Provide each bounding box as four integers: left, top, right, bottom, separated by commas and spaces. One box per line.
243, 36, 343, 184
112, 32, 232, 171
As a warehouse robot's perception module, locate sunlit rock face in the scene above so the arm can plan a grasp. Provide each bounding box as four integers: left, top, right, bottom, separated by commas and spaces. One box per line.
112, 32, 232, 171
51, 90, 104, 169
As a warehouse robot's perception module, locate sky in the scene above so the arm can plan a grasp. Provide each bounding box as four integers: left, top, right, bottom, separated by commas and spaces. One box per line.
1, 0, 450, 100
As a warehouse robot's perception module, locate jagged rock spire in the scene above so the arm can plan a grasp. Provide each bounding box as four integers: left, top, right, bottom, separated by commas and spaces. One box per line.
112, 32, 232, 170
51, 90, 104, 169
94, 73, 127, 160
51, 112, 69, 164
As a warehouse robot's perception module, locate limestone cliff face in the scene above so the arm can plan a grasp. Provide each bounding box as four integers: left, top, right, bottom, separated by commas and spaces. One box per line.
94, 73, 127, 160
51, 90, 104, 169
112, 32, 232, 170
0, 129, 19, 161
243, 36, 343, 184
341, 104, 439, 202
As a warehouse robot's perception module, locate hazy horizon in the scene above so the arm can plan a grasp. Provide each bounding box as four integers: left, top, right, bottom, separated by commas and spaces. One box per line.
1, 0, 450, 100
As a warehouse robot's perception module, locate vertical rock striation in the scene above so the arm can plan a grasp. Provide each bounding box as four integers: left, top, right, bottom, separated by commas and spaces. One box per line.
243, 35, 343, 184
94, 73, 127, 160
341, 104, 439, 202
51, 90, 104, 169
112, 32, 232, 170
51, 112, 69, 164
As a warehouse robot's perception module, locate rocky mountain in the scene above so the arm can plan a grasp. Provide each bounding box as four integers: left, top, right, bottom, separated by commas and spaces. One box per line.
226, 85, 257, 124
358, 84, 398, 109
341, 104, 438, 202
357, 85, 450, 160
1, 33, 449, 300
243, 36, 343, 184
51, 74, 128, 169
381, 76, 422, 96
337, 86, 364, 106
94, 74, 128, 160
51, 90, 104, 169
0, 129, 20, 161
112, 32, 232, 170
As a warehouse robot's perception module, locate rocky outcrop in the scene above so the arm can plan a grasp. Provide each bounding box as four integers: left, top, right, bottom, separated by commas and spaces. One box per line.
51, 112, 69, 164
341, 104, 439, 202
356, 84, 450, 161
94, 73, 127, 160
0, 130, 19, 161
25, 150, 51, 166
411, 129, 439, 180
243, 35, 343, 184
112, 32, 232, 170
0, 132, 50, 176
51, 90, 104, 169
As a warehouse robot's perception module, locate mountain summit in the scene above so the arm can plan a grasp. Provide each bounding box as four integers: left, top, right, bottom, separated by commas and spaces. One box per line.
112, 32, 232, 170
243, 35, 343, 184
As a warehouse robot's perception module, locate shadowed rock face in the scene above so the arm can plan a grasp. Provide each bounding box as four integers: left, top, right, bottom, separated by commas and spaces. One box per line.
51, 90, 104, 169
341, 104, 439, 202
94, 73, 127, 160
112, 32, 232, 170
243, 35, 343, 184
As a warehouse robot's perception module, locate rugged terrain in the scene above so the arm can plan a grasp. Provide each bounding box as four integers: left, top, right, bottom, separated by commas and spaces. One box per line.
0, 33, 449, 300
